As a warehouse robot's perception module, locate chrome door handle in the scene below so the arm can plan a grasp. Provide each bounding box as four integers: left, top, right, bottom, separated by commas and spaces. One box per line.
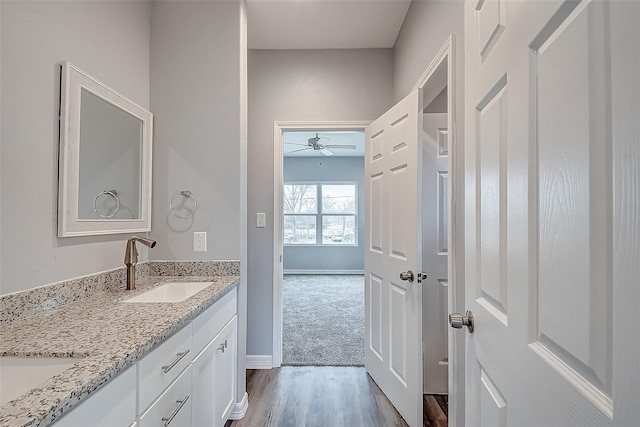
162, 395, 190, 426
161, 349, 190, 373
399, 270, 414, 282
449, 310, 474, 333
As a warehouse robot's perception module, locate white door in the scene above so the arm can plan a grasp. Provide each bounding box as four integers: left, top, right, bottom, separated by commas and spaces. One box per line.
422, 113, 449, 394
462, 0, 640, 425
364, 89, 423, 427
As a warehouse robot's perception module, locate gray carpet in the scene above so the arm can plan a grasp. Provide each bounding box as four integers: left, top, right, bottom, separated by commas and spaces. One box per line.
282, 274, 365, 366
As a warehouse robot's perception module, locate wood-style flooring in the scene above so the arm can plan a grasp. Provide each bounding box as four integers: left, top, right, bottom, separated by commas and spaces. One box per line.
230, 367, 409, 427
229, 368, 448, 427
423, 394, 448, 427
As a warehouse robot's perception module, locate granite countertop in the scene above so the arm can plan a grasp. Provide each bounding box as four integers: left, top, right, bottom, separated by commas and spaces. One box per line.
0, 274, 239, 427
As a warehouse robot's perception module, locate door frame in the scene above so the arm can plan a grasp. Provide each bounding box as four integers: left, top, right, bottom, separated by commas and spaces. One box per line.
412, 34, 465, 426
272, 120, 372, 367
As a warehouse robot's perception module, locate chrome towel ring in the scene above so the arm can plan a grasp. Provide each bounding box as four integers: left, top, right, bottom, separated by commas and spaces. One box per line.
93, 190, 120, 218
170, 190, 197, 219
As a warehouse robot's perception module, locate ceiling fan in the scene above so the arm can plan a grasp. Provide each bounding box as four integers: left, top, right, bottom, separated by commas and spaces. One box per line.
284, 133, 356, 156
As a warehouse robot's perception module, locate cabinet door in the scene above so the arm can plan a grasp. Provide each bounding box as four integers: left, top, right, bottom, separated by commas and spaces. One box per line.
192, 333, 217, 426
213, 316, 237, 426
192, 315, 237, 427
54, 365, 136, 427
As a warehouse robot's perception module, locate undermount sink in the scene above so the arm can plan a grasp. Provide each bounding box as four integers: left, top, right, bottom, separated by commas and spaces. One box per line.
0, 357, 78, 405
123, 281, 212, 303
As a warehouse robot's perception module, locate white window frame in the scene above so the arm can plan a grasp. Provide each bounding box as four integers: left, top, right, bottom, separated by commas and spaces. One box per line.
283, 181, 358, 247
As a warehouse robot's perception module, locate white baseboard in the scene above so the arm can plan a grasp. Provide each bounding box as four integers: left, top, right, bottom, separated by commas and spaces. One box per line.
283, 269, 364, 275
246, 354, 273, 369
229, 392, 249, 420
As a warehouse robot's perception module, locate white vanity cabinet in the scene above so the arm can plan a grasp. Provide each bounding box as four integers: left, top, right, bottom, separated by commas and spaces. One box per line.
53, 364, 136, 427
191, 289, 238, 427
51, 287, 238, 427
139, 288, 238, 427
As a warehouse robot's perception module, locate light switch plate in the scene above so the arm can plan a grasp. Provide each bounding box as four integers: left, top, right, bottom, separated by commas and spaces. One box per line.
194, 232, 207, 252
256, 213, 266, 228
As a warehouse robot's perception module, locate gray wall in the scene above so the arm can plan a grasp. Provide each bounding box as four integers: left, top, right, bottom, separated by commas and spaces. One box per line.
0, 0, 246, 294
247, 49, 393, 356
283, 156, 364, 272
149, 1, 241, 261
1, 3, 4, 292
393, 0, 464, 103
149, 1, 247, 408
0, 0, 151, 295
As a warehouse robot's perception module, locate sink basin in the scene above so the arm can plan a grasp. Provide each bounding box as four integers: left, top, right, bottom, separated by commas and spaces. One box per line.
123, 281, 212, 303
0, 357, 77, 405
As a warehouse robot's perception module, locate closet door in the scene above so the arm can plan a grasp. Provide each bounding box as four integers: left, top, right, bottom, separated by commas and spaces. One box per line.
364, 89, 424, 427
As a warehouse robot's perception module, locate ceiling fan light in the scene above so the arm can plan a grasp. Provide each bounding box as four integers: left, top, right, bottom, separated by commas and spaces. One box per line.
326, 144, 356, 149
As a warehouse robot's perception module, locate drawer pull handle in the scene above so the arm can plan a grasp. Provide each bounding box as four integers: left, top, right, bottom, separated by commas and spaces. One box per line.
162, 349, 190, 373
162, 395, 190, 426
217, 339, 228, 353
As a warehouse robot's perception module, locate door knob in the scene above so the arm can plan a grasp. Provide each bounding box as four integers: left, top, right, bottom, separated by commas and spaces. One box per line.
399, 270, 414, 282
449, 310, 474, 333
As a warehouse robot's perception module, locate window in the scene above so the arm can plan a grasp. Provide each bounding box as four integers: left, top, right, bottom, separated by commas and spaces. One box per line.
284, 183, 357, 245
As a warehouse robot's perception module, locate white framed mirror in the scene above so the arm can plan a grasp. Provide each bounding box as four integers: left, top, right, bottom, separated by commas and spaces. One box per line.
58, 61, 153, 237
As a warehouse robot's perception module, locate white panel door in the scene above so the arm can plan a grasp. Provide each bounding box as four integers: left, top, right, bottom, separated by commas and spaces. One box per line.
365, 89, 423, 427
422, 113, 449, 394
463, 0, 640, 425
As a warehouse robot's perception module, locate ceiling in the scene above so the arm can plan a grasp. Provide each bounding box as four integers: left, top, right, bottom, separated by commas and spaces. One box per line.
246, 0, 412, 50
283, 130, 365, 157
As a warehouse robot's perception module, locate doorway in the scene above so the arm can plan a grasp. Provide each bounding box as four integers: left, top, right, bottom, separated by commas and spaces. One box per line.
416, 35, 462, 426
359, 35, 460, 426
272, 122, 371, 367
421, 89, 450, 425
279, 130, 366, 366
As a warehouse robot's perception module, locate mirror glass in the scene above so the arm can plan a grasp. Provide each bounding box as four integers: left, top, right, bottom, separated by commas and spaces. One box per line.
78, 89, 142, 219
58, 62, 152, 237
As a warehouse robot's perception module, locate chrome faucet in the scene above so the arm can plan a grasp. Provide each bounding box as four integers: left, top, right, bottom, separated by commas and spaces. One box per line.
125, 236, 156, 290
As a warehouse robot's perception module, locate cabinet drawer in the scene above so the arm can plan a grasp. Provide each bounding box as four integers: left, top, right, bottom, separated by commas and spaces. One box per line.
139, 324, 192, 413
192, 289, 236, 357
139, 366, 192, 427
